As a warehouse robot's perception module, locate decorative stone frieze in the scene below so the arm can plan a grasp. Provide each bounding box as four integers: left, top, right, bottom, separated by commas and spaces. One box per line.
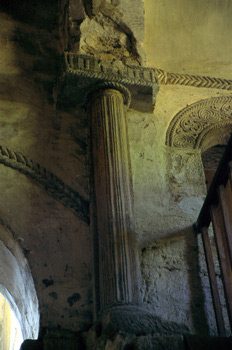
156, 69, 232, 91
166, 96, 232, 150
58, 54, 232, 113
58, 53, 159, 111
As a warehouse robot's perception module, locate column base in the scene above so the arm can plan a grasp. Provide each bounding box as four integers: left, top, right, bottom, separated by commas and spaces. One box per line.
96, 305, 189, 338
83, 306, 189, 350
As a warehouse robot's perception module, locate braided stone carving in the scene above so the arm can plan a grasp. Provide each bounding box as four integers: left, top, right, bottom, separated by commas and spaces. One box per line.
0, 146, 89, 223
65, 53, 232, 93
66, 53, 157, 89
166, 96, 232, 149
156, 69, 232, 90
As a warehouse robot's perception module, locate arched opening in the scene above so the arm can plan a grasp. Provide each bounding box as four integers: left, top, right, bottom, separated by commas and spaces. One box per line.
0, 293, 23, 350
0, 222, 40, 348
165, 99, 232, 334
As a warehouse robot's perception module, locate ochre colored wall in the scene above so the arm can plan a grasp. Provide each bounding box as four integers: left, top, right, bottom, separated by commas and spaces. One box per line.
143, 0, 232, 78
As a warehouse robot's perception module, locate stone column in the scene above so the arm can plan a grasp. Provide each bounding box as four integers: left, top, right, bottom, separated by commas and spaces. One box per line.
90, 83, 141, 314
60, 54, 180, 338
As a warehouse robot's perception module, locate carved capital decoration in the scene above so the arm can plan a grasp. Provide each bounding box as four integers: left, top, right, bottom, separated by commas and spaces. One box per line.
166, 96, 232, 150
58, 53, 232, 113
87, 81, 131, 108
58, 53, 159, 111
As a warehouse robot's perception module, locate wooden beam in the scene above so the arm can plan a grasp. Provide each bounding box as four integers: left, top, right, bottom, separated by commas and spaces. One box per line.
211, 204, 232, 332
201, 226, 226, 336
218, 184, 232, 268
197, 134, 232, 230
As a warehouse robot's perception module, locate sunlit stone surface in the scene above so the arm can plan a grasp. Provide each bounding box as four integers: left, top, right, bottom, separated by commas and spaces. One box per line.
0, 293, 23, 350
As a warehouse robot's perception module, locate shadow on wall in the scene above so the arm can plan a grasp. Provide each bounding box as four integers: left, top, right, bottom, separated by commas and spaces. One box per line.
0, 1, 93, 336
0, 0, 60, 30
0, 0, 64, 105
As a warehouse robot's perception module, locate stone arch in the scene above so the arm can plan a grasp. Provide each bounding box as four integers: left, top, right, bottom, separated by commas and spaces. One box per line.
166, 96, 232, 152
0, 221, 39, 340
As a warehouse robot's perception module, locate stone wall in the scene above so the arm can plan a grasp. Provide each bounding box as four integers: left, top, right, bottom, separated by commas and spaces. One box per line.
69, 0, 146, 64
127, 85, 232, 336
0, 1, 231, 349
0, 2, 93, 334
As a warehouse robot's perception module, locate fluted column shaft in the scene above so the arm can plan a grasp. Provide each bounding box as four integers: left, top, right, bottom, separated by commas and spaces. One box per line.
91, 88, 140, 312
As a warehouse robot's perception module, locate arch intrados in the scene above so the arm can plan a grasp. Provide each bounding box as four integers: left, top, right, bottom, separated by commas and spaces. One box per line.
0, 222, 39, 340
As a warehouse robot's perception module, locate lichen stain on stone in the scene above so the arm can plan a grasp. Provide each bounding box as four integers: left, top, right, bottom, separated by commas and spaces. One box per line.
67, 292, 81, 307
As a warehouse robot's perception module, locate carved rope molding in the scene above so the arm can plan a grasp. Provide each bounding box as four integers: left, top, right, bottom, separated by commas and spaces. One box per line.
0, 146, 89, 223
65, 53, 232, 92
156, 69, 232, 90
166, 96, 232, 149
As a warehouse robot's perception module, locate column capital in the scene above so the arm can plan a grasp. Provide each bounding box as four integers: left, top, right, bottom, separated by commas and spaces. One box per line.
57, 53, 159, 112
87, 81, 131, 108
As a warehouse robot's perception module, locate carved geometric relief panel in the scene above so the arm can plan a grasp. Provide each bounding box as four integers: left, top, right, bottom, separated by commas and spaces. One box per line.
166, 96, 232, 150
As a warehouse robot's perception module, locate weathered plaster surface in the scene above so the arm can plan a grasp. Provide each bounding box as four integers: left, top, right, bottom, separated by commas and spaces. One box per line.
0, 8, 93, 333
127, 84, 232, 335
144, 0, 232, 78
128, 85, 232, 243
